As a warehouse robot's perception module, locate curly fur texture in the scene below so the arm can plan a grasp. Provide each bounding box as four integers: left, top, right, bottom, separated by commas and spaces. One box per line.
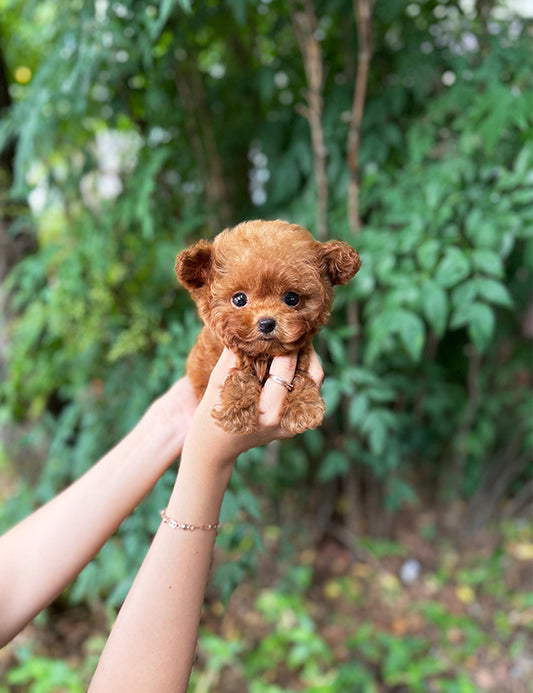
175, 219, 361, 434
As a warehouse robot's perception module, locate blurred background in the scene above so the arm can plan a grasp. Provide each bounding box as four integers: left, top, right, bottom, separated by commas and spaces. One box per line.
0, 0, 531, 691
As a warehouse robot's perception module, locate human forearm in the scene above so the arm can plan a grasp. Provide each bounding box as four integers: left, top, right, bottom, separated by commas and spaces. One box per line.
88, 450, 233, 693
0, 381, 195, 646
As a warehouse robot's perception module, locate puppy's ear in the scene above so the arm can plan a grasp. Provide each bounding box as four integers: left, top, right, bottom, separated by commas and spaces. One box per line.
319, 240, 361, 285
175, 240, 213, 291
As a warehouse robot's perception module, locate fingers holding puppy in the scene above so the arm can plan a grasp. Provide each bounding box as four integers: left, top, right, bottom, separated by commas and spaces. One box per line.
191, 347, 325, 462
307, 348, 325, 389
259, 347, 324, 435
259, 353, 298, 429
181, 347, 324, 470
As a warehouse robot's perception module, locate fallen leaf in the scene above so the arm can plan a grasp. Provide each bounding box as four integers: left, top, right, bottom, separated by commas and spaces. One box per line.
299, 548, 316, 565
391, 618, 408, 635
474, 667, 495, 689
352, 563, 371, 578
456, 584, 476, 604
380, 572, 401, 591
324, 580, 343, 599
446, 627, 463, 644
508, 542, 533, 561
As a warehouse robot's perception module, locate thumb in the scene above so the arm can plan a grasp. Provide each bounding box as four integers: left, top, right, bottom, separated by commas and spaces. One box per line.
204, 349, 238, 396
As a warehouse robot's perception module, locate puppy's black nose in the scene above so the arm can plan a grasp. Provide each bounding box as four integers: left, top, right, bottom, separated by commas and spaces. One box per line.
258, 317, 276, 334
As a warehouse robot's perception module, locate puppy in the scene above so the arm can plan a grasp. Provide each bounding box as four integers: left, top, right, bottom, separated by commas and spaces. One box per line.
175, 219, 360, 434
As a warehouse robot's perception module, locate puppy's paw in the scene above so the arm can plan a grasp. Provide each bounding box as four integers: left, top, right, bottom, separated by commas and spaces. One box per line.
280, 375, 325, 435
212, 403, 258, 434
211, 369, 262, 434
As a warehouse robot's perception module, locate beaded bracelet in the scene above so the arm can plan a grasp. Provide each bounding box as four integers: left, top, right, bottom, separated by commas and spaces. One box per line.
160, 509, 220, 533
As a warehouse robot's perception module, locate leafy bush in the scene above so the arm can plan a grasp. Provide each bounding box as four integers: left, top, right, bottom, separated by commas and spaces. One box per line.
1, 655, 85, 693
0, 0, 531, 605
192, 589, 379, 693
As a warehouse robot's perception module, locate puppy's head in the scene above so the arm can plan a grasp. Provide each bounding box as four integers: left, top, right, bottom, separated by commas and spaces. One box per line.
176, 219, 360, 357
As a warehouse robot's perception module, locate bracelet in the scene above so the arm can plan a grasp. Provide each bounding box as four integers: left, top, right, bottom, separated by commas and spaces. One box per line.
160, 509, 220, 533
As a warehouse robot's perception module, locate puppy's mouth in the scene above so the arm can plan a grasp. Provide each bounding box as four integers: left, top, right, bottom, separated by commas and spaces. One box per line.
255, 324, 310, 351
255, 335, 287, 351
238, 334, 292, 357
219, 323, 308, 357
252, 331, 309, 357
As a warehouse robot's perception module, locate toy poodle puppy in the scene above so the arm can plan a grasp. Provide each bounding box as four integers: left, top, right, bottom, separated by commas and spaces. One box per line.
175, 219, 360, 434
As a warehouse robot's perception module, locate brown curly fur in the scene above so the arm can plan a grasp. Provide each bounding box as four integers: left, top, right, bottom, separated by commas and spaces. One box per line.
175, 219, 361, 434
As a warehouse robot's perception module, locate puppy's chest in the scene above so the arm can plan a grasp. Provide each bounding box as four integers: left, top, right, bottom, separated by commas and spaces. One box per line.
244, 357, 272, 385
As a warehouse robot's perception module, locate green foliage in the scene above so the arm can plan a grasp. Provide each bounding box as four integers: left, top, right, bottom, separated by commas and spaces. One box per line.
189, 519, 533, 692
350, 624, 483, 693
1, 655, 85, 693
192, 589, 378, 693
2, 519, 530, 690
0, 0, 531, 607
0, 626, 105, 693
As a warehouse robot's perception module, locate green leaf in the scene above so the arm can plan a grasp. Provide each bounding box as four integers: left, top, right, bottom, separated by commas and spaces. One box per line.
214, 562, 246, 604
475, 278, 513, 307
366, 308, 425, 362
318, 450, 350, 481
237, 488, 262, 520
451, 280, 477, 310
385, 477, 418, 511
362, 410, 390, 455
435, 247, 470, 288
321, 377, 342, 413
514, 143, 532, 176
451, 291, 487, 330
397, 310, 426, 361
349, 393, 369, 427
477, 85, 514, 153
228, 0, 247, 25
471, 249, 504, 277
421, 280, 448, 336
366, 386, 396, 403
464, 208, 484, 243
416, 239, 441, 271
468, 303, 495, 352
219, 489, 240, 523
326, 330, 348, 365
424, 180, 444, 210
407, 122, 434, 164
351, 367, 381, 388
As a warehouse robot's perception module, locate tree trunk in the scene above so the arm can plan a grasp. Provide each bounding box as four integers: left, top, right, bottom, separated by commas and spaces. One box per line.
343, 1, 373, 536
291, 0, 329, 242
175, 62, 232, 235
346, 0, 373, 235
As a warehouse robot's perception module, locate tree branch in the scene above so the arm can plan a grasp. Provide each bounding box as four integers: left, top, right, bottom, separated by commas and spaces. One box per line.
465, 432, 530, 532
175, 63, 232, 234
342, 1, 373, 537
347, 0, 373, 234
291, 0, 329, 241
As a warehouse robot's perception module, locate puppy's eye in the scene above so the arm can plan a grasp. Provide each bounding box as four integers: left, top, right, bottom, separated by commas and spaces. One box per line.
284, 292, 300, 307
232, 292, 248, 308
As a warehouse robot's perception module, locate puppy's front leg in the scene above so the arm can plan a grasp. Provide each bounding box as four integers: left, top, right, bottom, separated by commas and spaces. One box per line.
280, 348, 325, 434
211, 365, 262, 434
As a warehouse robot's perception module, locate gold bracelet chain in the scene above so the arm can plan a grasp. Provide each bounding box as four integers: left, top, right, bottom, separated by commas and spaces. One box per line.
160, 509, 220, 532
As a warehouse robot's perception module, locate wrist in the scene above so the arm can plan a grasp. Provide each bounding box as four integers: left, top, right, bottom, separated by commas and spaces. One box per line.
179, 421, 238, 475
134, 414, 178, 465
137, 383, 197, 464
166, 452, 233, 526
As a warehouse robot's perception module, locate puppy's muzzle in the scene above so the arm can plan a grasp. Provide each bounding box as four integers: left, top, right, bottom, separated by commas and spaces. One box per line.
258, 317, 276, 335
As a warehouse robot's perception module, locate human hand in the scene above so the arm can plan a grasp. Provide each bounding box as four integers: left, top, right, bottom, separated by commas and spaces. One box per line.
180, 347, 324, 469
140, 375, 200, 464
